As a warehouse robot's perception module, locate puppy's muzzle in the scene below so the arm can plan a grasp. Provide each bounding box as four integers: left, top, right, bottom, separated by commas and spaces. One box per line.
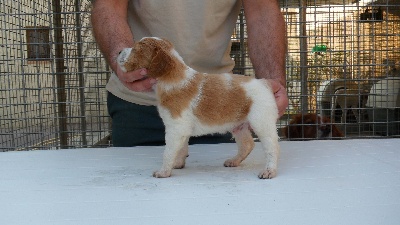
117, 48, 133, 72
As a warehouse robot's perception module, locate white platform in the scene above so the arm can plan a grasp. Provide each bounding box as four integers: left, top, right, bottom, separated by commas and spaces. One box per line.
1, 139, 399, 225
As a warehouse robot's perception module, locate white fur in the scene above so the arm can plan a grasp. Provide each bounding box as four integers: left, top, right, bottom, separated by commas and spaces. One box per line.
170, 48, 185, 63
117, 48, 132, 72
222, 73, 234, 85
142, 36, 162, 41
162, 68, 196, 92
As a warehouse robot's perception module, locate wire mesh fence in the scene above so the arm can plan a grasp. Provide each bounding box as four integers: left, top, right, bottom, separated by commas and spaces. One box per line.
1, 0, 111, 151
282, 0, 400, 139
1, 0, 399, 151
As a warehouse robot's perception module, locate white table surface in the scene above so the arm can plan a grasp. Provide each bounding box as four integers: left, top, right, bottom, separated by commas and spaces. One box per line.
1, 139, 399, 225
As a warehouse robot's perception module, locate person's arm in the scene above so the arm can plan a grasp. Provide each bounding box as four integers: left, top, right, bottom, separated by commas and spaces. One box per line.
91, 0, 155, 92
242, 0, 288, 117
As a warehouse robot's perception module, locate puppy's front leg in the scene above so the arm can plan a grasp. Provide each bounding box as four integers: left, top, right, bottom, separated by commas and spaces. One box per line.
173, 137, 189, 169
153, 132, 189, 178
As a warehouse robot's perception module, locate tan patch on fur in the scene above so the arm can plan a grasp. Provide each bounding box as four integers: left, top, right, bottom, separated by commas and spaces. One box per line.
123, 43, 152, 72
151, 53, 186, 83
194, 74, 253, 125
158, 73, 203, 118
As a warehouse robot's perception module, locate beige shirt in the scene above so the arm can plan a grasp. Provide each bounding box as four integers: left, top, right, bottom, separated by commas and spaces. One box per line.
106, 0, 242, 105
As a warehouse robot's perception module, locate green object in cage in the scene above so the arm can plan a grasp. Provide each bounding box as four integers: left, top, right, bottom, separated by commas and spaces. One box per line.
312, 45, 327, 53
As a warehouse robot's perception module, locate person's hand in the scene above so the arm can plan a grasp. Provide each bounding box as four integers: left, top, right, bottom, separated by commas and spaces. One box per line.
116, 67, 156, 92
269, 79, 289, 118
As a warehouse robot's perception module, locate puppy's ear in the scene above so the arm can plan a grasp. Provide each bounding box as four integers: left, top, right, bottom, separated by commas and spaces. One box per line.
148, 47, 175, 77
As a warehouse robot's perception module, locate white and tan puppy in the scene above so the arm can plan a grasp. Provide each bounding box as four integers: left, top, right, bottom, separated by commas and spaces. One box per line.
117, 37, 280, 179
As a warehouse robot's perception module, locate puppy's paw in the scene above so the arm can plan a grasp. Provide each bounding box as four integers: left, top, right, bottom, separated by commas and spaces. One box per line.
223, 158, 241, 167
153, 170, 172, 178
173, 161, 186, 169
116, 48, 132, 72
173, 154, 188, 169
258, 168, 277, 179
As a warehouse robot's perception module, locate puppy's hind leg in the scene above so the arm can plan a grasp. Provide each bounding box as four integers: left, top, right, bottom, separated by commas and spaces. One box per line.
153, 130, 189, 178
224, 123, 255, 167
250, 119, 280, 179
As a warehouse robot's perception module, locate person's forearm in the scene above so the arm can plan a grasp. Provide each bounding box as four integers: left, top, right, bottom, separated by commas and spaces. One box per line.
91, 0, 133, 72
243, 0, 287, 87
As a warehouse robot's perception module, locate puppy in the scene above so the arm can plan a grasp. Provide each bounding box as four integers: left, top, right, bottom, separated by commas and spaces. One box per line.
283, 113, 344, 139
117, 37, 280, 179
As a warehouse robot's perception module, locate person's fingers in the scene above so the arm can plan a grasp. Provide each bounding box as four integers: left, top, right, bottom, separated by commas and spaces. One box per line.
268, 79, 289, 118
116, 68, 156, 92
275, 87, 289, 117
119, 68, 147, 83
122, 77, 157, 92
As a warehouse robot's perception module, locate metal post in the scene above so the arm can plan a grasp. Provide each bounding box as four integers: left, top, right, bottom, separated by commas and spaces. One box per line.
300, 0, 309, 113
52, 0, 68, 148
239, 8, 245, 75
75, 0, 87, 147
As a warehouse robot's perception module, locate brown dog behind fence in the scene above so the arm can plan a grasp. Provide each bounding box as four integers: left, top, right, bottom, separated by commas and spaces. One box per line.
283, 113, 344, 140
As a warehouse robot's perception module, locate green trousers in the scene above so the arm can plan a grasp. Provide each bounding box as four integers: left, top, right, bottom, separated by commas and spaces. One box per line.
107, 92, 234, 146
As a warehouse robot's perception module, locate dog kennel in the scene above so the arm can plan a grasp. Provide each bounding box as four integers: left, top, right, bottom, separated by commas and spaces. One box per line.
1, 0, 399, 150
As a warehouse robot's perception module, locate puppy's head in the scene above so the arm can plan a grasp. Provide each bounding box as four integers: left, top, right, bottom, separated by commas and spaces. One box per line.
283, 113, 343, 139
117, 37, 175, 78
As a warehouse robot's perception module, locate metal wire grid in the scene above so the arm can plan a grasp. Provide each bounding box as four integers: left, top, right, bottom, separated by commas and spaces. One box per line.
1, 0, 111, 151
0, 1, 399, 151
282, 0, 400, 139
